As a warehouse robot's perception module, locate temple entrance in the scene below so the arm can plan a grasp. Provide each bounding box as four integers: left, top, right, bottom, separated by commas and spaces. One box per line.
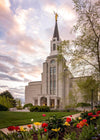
50, 99, 55, 108
40, 97, 47, 106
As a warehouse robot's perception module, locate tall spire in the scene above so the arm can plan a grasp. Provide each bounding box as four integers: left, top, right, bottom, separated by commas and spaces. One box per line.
53, 12, 59, 41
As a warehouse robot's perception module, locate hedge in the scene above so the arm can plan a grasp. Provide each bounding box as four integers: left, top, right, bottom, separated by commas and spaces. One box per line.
0, 104, 8, 111
23, 103, 33, 109
77, 102, 91, 107
30, 106, 50, 112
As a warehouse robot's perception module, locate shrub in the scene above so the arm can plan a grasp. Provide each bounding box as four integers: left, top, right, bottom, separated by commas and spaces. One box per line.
0, 104, 8, 111
80, 110, 100, 125
23, 103, 33, 109
16, 106, 23, 110
77, 102, 91, 107
30, 106, 50, 112
64, 132, 77, 140
79, 124, 96, 140
97, 105, 100, 110
47, 115, 66, 139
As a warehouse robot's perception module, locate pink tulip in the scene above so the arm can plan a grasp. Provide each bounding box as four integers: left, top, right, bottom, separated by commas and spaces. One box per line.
42, 114, 46, 117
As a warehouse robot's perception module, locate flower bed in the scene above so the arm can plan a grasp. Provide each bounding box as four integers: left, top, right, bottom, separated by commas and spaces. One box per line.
0, 110, 100, 140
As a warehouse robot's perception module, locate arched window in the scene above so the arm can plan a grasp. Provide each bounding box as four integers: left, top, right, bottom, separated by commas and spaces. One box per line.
51, 60, 55, 64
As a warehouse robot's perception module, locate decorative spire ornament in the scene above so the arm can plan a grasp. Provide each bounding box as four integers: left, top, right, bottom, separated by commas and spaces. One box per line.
54, 12, 58, 21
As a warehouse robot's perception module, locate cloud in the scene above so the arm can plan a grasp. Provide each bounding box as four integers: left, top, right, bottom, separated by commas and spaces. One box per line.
0, 73, 23, 81
43, 0, 76, 21
0, 63, 11, 73
0, 53, 42, 83
0, 0, 77, 104
0, 0, 19, 35
9, 86, 25, 102
0, 55, 17, 64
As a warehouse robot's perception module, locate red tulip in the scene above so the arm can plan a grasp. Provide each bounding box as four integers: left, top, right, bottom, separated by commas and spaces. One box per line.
7, 126, 15, 131
88, 112, 93, 116
96, 110, 100, 114
15, 126, 20, 131
66, 117, 71, 122
76, 123, 81, 128
91, 115, 99, 117
42, 122, 48, 128
82, 119, 87, 123
44, 128, 47, 132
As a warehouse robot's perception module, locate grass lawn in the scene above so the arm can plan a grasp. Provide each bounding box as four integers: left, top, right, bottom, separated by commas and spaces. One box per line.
0, 111, 77, 129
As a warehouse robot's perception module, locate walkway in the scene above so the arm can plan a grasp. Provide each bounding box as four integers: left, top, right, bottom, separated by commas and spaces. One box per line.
0, 113, 81, 135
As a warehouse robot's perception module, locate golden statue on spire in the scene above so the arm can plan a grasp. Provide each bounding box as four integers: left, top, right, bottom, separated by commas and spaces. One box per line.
54, 11, 58, 21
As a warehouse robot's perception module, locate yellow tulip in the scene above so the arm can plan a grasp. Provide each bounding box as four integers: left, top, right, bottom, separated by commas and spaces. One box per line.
64, 122, 70, 126
33, 122, 42, 126
78, 117, 82, 120
90, 118, 93, 120
92, 117, 96, 119
20, 126, 26, 131
51, 128, 60, 132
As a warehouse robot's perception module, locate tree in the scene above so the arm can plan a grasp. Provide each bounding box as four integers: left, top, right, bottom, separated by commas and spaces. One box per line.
0, 90, 16, 107
58, 0, 100, 78
0, 96, 13, 108
16, 98, 22, 109
68, 89, 79, 109
77, 77, 99, 108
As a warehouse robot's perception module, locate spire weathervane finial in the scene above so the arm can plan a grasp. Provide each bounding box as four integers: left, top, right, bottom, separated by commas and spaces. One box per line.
54, 12, 58, 21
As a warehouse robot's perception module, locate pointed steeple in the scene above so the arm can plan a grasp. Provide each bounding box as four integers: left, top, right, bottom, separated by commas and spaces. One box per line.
50, 13, 61, 56
53, 12, 59, 41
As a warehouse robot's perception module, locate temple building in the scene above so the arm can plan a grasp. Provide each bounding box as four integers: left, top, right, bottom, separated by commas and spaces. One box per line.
25, 15, 83, 109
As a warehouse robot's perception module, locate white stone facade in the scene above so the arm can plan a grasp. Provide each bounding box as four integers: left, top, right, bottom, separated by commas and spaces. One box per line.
25, 19, 84, 109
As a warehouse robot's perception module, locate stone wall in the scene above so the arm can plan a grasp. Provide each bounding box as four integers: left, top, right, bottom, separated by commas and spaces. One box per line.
25, 81, 42, 104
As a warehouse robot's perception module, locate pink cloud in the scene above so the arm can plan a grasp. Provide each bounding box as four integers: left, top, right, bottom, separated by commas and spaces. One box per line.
0, 0, 19, 32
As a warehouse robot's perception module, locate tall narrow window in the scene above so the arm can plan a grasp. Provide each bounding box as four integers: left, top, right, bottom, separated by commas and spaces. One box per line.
50, 67, 56, 95
53, 44, 56, 50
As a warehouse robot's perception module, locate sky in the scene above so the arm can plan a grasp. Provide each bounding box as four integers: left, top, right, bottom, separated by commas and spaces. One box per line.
0, 0, 77, 103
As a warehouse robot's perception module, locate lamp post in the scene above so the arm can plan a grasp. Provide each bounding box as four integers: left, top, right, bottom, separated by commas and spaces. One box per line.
63, 68, 67, 108
91, 89, 93, 110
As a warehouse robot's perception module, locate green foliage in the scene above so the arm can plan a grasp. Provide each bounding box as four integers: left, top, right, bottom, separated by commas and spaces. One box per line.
38, 133, 49, 140
68, 90, 79, 109
77, 102, 91, 107
23, 103, 33, 109
57, 0, 100, 78
79, 124, 96, 140
16, 99, 22, 109
97, 105, 100, 110
0, 130, 33, 140
47, 115, 66, 139
77, 77, 99, 103
0, 90, 16, 107
64, 131, 77, 140
0, 131, 9, 140
96, 118, 100, 135
72, 0, 100, 77
0, 104, 8, 111
0, 96, 14, 108
80, 110, 100, 125
30, 106, 50, 112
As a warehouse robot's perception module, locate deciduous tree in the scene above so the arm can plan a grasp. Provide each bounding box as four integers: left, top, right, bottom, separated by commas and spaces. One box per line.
58, 0, 100, 79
